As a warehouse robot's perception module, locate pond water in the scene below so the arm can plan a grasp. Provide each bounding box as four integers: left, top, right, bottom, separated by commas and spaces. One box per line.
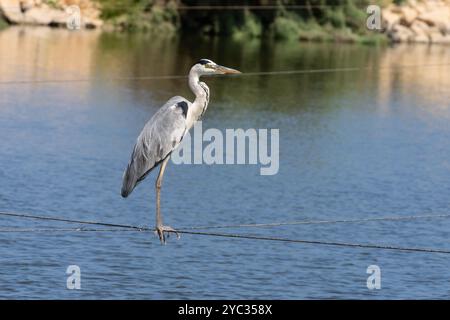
1, 26, 450, 299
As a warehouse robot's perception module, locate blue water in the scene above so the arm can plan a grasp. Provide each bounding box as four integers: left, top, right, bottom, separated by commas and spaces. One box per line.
1, 27, 450, 299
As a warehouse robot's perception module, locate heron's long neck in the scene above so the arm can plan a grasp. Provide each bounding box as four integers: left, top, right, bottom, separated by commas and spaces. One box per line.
188, 70, 209, 127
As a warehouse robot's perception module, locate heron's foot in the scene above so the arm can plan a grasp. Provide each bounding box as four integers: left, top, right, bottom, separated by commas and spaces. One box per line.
154, 225, 180, 244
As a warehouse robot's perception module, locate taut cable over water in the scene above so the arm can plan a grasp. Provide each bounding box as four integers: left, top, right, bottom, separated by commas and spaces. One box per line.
120, 59, 241, 244
0, 63, 449, 85
1, 210, 450, 254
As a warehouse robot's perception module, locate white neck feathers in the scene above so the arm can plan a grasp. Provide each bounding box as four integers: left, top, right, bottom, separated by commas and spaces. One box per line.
187, 68, 209, 127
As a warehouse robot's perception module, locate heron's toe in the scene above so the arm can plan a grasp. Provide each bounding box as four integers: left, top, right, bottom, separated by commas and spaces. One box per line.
155, 225, 180, 244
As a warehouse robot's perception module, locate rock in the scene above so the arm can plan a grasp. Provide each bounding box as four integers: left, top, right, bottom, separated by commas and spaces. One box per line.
412, 33, 430, 43
390, 24, 415, 42
24, 7, 65, 25
415, 4, 428, 15
411, 19, 429, 34
418, 9, 450, 29
382, 0, 450, 45
0, 0, 102, 28
389, 4, 403, 15
382, 9, 401, 31
400, 6, 418, 26
428, 30, 450, 43
0, 0, 23, 24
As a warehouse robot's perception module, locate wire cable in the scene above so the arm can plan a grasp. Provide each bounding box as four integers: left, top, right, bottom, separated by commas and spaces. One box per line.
179, 213, 450, 230
0, 210, 145, 230
1, 210, 450, 254
3, 210, 450, 231
1, 63, 449, 86
177, 230, 450, 254
0, 225, 449, 254
0, 4, 370, 11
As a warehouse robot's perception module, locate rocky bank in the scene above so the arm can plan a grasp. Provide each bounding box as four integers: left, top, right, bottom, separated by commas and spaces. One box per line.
383, 0, 450, 44
0, 0, 102, 28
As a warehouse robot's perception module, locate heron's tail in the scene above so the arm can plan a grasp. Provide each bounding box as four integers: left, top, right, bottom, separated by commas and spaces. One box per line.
121, 163, 137, 198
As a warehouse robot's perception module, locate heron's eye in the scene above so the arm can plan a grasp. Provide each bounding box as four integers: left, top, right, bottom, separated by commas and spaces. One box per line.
205, 63, 215, 70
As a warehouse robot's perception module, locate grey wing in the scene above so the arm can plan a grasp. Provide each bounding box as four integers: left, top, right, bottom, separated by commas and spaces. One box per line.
121, 96, 189, 198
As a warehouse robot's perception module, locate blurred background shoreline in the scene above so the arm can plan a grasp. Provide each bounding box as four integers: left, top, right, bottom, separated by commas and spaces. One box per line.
0, 0, 450, 45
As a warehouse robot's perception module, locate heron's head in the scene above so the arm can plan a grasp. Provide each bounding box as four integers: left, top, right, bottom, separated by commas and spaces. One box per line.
191, 59, 241, 76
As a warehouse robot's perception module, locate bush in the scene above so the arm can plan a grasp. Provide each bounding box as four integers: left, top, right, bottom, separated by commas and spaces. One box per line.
323, 8, 346, 29
343, 0, 369, 31
298, 20, 333, 42
96, 0, 389, 44
270, 13, 301, 40
100, 0, 179, 33
232, 11, 263, 39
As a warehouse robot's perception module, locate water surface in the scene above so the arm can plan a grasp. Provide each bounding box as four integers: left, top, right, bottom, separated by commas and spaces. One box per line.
1, 27, 450, 299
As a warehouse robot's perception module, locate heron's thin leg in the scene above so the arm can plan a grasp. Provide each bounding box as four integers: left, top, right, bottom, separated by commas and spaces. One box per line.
155, 156, 170, 228
154, 155, 179, 244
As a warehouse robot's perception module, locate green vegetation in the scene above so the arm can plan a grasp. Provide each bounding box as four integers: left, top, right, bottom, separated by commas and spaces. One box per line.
0, 0, 390, 43
232, 11, 263, 40
266, 0, 387, 43
97, 0, 389, 44
0, 16, 8, 30
44, 0, 61, 9
99, 0, 180, 33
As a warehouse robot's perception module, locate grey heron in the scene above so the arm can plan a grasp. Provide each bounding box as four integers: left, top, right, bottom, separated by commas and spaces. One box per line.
121, 59, 241, 244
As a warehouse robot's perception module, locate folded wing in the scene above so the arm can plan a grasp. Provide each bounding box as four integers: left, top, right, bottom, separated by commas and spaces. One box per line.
121, 96, 189, 198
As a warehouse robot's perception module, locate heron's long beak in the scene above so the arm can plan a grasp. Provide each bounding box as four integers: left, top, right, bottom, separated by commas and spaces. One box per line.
216, 65, 241, 74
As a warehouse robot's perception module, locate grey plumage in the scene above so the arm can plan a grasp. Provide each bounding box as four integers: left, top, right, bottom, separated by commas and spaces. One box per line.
120, 59, 240, 244
121, 96, 189, 197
